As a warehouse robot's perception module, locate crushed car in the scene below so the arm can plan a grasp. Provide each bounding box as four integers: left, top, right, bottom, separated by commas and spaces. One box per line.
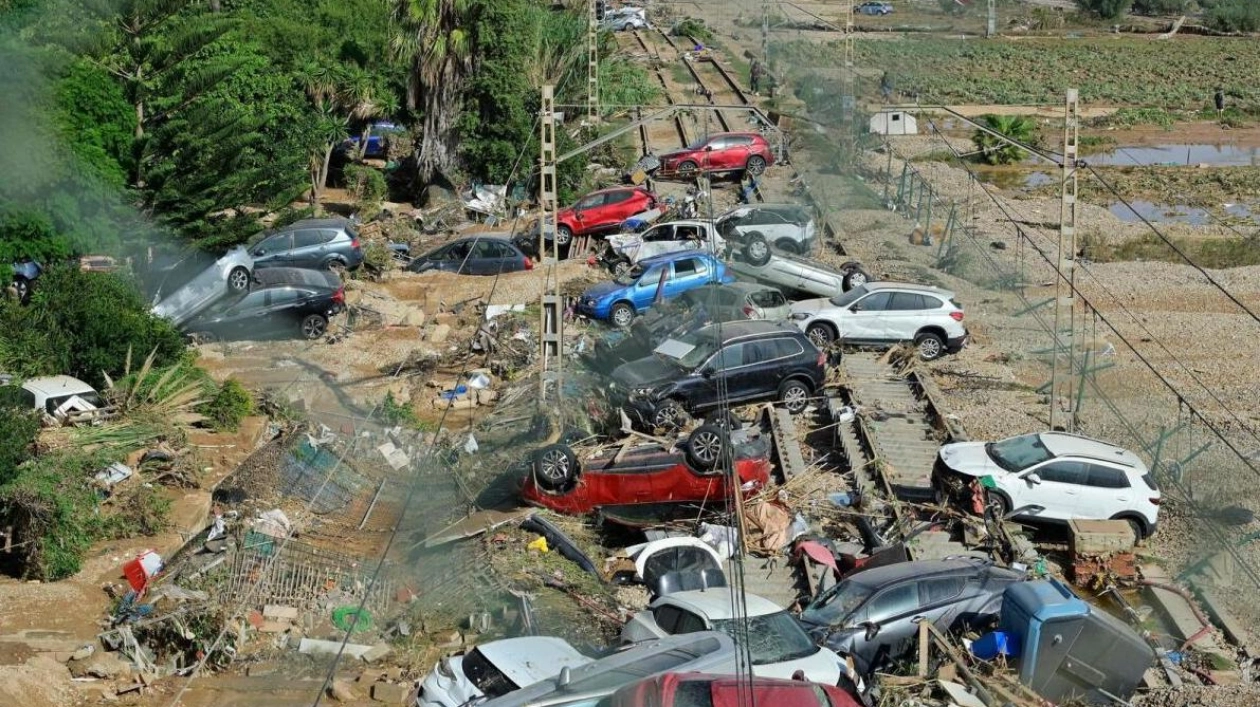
19, 375, 106, 426
600, 220, 726, 279
417, 636, 592, 707
728, 239, 870, 298
716, 203, 817, 256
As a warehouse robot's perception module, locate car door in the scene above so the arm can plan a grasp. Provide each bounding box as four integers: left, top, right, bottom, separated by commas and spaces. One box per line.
664, 257, 708, 299
217, 289, 273, 335
700, 135, 728, 172
880, 292, 930, 342
837, 291, 892, 343
691, 342, 747, 410
571, 192, 607, 235
290, 229, 332, 268
738, 338, 785, 400
631, 263, 669, 310
464, 239, 498, 275
597, 189, 636, 231
1079, 463, 1135, 520
637, 224, 675, 261
725, 135, 755, 170
852, 580, 922, 672
251, 232, 293, 267
1020, 459, 1089, 520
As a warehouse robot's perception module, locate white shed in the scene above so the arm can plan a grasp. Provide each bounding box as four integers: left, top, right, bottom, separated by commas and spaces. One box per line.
869, 110, 917, 136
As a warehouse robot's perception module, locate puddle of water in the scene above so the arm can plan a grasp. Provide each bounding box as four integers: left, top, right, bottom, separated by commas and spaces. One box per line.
1108, 200, 1260, 225
974, 167, 1054, 191
1086, 144, 1260, 167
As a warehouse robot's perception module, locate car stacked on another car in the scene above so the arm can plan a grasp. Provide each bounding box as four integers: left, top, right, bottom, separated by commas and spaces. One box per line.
789, 281, 968, 361
578, 251, 734, 328
151, 247, 255, 328
248, 218, 364, 273
933, 431, 1161, 541
538, 186, 660, 250
612, 320, 825, 430
659, 132, 776, 179
602, 220, 726, 277
716, 203, 817, 256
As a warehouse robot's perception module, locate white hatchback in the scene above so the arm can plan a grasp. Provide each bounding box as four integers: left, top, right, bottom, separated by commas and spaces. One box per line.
934, 431, 1161, 540
789, 281, 967, 360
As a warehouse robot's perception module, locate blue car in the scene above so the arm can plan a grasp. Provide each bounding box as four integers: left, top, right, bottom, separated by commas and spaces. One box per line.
343, 121, 406, 158
578, 251, 735, 328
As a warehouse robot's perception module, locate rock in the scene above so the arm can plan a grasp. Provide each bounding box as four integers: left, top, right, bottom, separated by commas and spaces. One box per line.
69, 652, 132, 680
428, 324, 452, 343
371, 681, 409, 704
70, 645, 95, 662
361, 644, 393, 664
329, 679, 358, 702
475, 389, 498, 405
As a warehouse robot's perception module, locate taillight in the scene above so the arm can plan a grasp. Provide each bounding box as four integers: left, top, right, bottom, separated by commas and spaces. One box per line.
350, 239, 360, 250
1149, 497, 1161, 506
949, 311, 964, 321
816, 351, 826, 367
332, 287, 345, 304
524, 257, 534, 270
742, 306, 756, 319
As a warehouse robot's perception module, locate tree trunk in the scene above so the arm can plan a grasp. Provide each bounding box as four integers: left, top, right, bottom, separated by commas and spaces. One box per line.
416, 77, 459, 184
317, 142, 335, 197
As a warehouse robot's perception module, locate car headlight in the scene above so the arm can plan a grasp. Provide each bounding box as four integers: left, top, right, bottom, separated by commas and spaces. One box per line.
790, 312, 810, 321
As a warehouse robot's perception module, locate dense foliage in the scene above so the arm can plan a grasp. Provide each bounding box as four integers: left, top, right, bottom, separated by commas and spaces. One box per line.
0, 387, 41, 486
972, 115, 1037, 165
1201, 0, 1260, 32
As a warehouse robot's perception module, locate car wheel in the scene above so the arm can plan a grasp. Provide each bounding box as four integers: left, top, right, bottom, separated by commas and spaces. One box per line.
806, 322, 836, 348
533, 443, 580, 492
555, 224, 573, 247
685, 424, 728, 472
677, 160, 699, 179
742, 232, 771, 266
842, 267, 871, 291
774, 239, 800, 255
1122, 517, 1146, 544
778, 379, 811, 414
610, 302, 635, 328
652, 399, 690, 431
325, 259, 347, 274
746, 155, 767, 175
986, 491, 1011, 520
915, 332, 945, 361
611, 257, 633, 280
227, 266, 251, 292
300, 314, 328, 340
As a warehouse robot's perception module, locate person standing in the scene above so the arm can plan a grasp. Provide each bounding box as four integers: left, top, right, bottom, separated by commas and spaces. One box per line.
880, 71, 894, 102
750, 60, 766, 95
1215, 87, 1226, 117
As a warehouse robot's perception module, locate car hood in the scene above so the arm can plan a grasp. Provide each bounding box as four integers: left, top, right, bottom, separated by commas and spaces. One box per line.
612, 356, 679, 389
938, 441, 1002, 478
753, 646, 844, 686
789, 298, 832, 316
582, 280, 629, 302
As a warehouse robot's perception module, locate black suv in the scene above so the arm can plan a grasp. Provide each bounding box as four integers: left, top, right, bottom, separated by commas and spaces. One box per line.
611, 320, 827, 430
184, 268, 345, 341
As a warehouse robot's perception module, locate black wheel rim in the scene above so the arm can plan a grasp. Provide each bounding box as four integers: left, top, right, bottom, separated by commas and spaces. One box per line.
692, 431, 723, 465
654, 405, 683, 429
539, 449, 570, 482
303, 317, 326, 338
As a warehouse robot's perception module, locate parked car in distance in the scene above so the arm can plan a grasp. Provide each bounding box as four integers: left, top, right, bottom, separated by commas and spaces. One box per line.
856, 1, 893, 15
659, 132, 776, 179
546, 186, 659, 247
622, 590, 858, 686
183, 268, 345, 341
602, 220, 725, 277
612, 320, 826, 430
934, 431, 1161, 540
408, 236, 534, 276
247, 218, 364, 272
520, 427, 771, 516
608, 673, 861, 707
577, 251, 733, 328
417, 636, 592, 707
19, 375, 105, 425
716, 204, 817, 256
801, 558, 1024, 677
471, 632, 740, 707
601, 7, 646, 31
151, 247, 255, 328
789, 281, 968, 361
342, 120, 406, 158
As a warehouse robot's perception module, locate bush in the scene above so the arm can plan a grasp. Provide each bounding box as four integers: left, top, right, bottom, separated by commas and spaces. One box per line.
344, 164, 388, 213
1131, 0, 1188, 13
0, 387, 40, 486
1075, 0, 1132, 19
1203, 0, 1260, 32
0, 451, 110, 580
201, 378, 254, 432
671, 18, 714, 43
0, 264, 186, 389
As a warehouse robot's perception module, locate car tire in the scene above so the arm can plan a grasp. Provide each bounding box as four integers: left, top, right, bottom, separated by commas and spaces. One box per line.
677, 160, 699, 179
610, 302, 635, 328
652, 399, 690, 431
774, 239, 800, 255
1120, 517, 1146, 543
300, 314, 328, 340
742, 232, 771, 266
746, 155, 767, 175
685, 424, 728, 473
914, 332, 946, 361
986, 491, 1011, 520
778, 379, 811, 414
842, 267, 871, 291
533, 443, 580, 493
806, 322, 836, 348
324, 259, 347, 274
611, 257, 633, 279
228, 266, 251, 292
555, 224, 573, 247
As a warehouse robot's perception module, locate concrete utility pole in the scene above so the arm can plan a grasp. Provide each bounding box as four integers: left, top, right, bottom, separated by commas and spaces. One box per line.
586, 0, 599, 124
537, 85, 564, 407
761, 0, 769, 64
986, 0, 997, 38
1050, 88, 1080, 432
842, 0, 855, 123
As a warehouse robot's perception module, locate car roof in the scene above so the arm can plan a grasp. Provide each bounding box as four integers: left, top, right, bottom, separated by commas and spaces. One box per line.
453, 234, 515, 244
1039, 432, 1144, 469
21, 375, 97, 395
861, 281, 956, 299
589, 186, 647, 196
655, 589, 783, 619
475, 637, 591, 686
254, 268, 341, 289
691, 319, 803, 342
846, 558, 1004, 587
280, 218, 353, 229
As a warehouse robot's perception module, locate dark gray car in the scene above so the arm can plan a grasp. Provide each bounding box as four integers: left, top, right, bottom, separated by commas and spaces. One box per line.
248, 218, 365, 272
800, 558, 1024, 676
407, 236, 533, 276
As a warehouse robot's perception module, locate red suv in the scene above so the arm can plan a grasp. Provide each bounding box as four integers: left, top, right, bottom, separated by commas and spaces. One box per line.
660, 131, 775, 179
554, 186, 658, 246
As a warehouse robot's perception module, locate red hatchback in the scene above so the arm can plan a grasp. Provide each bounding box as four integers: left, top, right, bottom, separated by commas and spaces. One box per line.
520, 426, 771, 518
612, 672, 862, 707
660, 132, 776, 179
555, 186, 659, 246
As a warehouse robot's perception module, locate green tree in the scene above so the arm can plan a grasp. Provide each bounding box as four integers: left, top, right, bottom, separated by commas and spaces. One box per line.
0, 387, 40, 486
1131, 0, 1187, 13
389, 0, 481, 184
296, 61, 397, 199
972, 114, 1037, 165
1074, 0, 1132, 19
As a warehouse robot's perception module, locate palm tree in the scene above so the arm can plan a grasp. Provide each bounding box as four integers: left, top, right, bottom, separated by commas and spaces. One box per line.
972, 114, 1037, 166
388, 0, 479, 184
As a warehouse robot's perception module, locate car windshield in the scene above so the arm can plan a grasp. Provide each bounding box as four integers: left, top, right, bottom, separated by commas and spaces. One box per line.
45, 391, 105, 416
462, 648, 519, 698
986, 433, 1053, 473
801, 579, 876, 627
655, 329, 718, 370
685, 136, 710, 150
615, 264, 650, 286
829, 284, 870, 307
709, 612, 819, 665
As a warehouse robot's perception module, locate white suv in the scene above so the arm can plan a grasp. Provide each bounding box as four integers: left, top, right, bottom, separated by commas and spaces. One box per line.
788, 281, 967, 360
934, 432, 1161, 541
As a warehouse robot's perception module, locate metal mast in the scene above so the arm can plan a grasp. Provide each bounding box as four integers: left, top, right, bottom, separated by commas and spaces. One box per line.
538, 85, 564, 407
986, 0, 997, 38
1050, 88, 1080, 431
587, 0, 599, 124
842, 0, 855, 124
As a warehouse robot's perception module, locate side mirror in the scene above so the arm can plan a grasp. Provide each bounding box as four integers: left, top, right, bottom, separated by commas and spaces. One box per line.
253, 249, 266, 256
1024, 472, 1042, 485
705, 145, 714, 152
862, 621, 881, 641
849, 303, 863, 312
